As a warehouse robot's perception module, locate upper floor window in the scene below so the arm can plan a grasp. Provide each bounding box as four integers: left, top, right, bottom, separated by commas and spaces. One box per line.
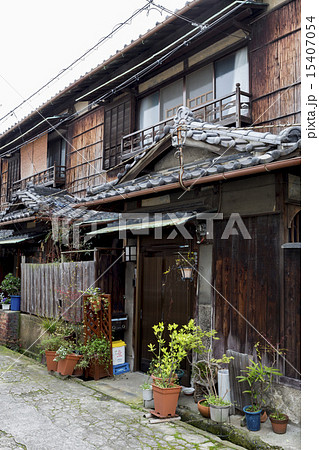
138, 47, 248, 128
47, 131, 66, 168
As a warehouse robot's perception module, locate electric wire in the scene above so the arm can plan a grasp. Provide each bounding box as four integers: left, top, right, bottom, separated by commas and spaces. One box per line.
0, 1, 250, 156
0, 1, 152, 125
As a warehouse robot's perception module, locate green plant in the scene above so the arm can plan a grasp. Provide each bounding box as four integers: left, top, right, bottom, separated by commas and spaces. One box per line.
148, 319, 216, 388
192, 348, 233, 406
1, 273, 21, 296
205, 394, 232, 407
54, 343, 75, 361
39, 335, 65, 353
140, 381, 152, 390
81, 287, 108, 313
175, 251, 196, 268
76, 336, 111, 369
237, 343, 283, 412
270, 410, 287, 421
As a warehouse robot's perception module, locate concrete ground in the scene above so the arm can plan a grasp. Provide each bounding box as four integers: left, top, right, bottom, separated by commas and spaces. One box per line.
84, 371, 301, 450
0, 346, 245, 450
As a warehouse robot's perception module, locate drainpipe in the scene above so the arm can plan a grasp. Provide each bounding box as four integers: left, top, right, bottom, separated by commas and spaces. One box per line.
74, 157, 301, 208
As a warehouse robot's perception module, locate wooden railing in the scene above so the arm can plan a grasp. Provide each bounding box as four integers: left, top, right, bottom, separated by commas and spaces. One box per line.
12, 162, 66, 193
122, 84, 251, 158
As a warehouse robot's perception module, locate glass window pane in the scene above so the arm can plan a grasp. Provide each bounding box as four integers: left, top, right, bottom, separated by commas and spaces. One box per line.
186, 64, 213, 106
160, 79, 183, 120
215, 47, 248, 98
139, 92, 159, 129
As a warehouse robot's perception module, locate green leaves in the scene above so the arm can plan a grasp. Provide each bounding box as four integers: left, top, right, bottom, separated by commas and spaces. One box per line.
148, 320, 218, 385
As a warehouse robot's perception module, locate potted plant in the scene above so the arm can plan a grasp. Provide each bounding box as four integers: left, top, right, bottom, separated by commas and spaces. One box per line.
77, 335, 111, 380
39, 335, 65, 371
175, 251, 196, 280
192, 351, 233, 422
148, 319, 215, 418
237, 343, 282, 431
197, 399, 210, 418
269, 409, 289, 434
82, 286, 109, 313
0, 273, 21, 311
54, 343, 82, 376
0, 293, 10, 310
140, 381, 153, 401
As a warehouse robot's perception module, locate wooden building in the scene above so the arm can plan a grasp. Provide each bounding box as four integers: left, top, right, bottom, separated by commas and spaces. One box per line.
0, 0, 300, 420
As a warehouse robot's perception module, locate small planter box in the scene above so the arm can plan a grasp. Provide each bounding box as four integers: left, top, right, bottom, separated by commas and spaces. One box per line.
86, 360, 111, 381
57, 354, 82, 376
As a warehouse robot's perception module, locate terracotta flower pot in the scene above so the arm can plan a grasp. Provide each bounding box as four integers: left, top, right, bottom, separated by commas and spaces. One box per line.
270, 414, 289, 434
152, 383, 182, 418
86, 360, 110, 380
260, 410, 268, 423
197, 399, 210, 418
45, 350, 58, 371
57, 354, 82, 376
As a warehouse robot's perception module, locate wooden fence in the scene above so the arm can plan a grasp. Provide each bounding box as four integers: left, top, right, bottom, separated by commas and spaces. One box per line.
21, 261, 95, 322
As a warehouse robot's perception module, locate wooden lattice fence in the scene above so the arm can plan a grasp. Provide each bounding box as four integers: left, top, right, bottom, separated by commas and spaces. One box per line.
21, 261, 95, 321
83, 294, 113, 379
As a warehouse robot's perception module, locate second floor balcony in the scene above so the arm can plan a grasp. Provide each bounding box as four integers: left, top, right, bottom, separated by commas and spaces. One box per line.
122, 84, 251, 159
12, 163, 66, 195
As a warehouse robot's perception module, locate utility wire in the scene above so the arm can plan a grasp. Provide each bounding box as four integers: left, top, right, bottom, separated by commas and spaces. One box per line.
0, 1, 151, 125
0, 0, 252, 156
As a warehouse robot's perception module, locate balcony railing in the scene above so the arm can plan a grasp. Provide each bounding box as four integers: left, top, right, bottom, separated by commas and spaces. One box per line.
122, 83, 251, 159
12, 163, 66, 194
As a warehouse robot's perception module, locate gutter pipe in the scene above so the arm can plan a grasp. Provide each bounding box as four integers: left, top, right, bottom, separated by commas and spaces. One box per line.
74, 156, 301, 209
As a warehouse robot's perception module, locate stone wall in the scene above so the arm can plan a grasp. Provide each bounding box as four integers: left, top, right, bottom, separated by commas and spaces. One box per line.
0, 311, 20, 349
18, 313, 43, 358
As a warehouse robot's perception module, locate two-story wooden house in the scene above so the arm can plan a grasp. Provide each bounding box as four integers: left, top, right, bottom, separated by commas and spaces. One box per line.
0, 0, 301, 420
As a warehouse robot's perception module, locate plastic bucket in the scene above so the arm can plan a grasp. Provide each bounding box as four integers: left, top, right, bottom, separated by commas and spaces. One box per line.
10, 295, 21, 311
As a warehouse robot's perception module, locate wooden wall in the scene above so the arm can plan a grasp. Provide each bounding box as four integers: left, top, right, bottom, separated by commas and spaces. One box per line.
212, 213, 300, 380
66, 107, 107, 197
0, 158, 8, 210
250, 0, 301, 131
21, 261, 95, 322
20, 134, 48, 179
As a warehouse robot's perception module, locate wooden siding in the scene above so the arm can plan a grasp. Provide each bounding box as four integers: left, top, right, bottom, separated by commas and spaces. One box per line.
212, 214, 300, 379
20, 135, 48, 179
66, 108, 106, 197
21, 261, 95, 322
250, 0, 301, 130
0, 158, 8, 210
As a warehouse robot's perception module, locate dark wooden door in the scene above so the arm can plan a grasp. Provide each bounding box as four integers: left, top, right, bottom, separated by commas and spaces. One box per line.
139, 248, 195, 382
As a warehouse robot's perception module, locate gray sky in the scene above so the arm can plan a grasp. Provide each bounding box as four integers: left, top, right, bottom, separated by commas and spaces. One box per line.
0, 0, 186, 134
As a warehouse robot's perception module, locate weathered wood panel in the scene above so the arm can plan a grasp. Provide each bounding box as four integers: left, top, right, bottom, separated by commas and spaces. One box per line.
66, 107, 107, 197
95, 251, 125, 314
227, 349, 252, 413
213, 214, 282, 368
250, 0, 301, 130
21, 261, 95, 321
283, 248, 301, 379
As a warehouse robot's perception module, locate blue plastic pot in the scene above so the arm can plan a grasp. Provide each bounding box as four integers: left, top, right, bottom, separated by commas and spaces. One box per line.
10, 295, 21, 311
243, 405, 262, 431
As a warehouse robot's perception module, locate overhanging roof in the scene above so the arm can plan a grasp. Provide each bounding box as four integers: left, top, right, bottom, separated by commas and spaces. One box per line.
87, 213, 195, 237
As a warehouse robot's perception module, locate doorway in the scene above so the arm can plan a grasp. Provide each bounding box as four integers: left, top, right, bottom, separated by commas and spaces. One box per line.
138, 238, 196, 383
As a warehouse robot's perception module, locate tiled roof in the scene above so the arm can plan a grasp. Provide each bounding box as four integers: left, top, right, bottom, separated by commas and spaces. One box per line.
82, 107, 301, 203
0, 185, 117, 224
